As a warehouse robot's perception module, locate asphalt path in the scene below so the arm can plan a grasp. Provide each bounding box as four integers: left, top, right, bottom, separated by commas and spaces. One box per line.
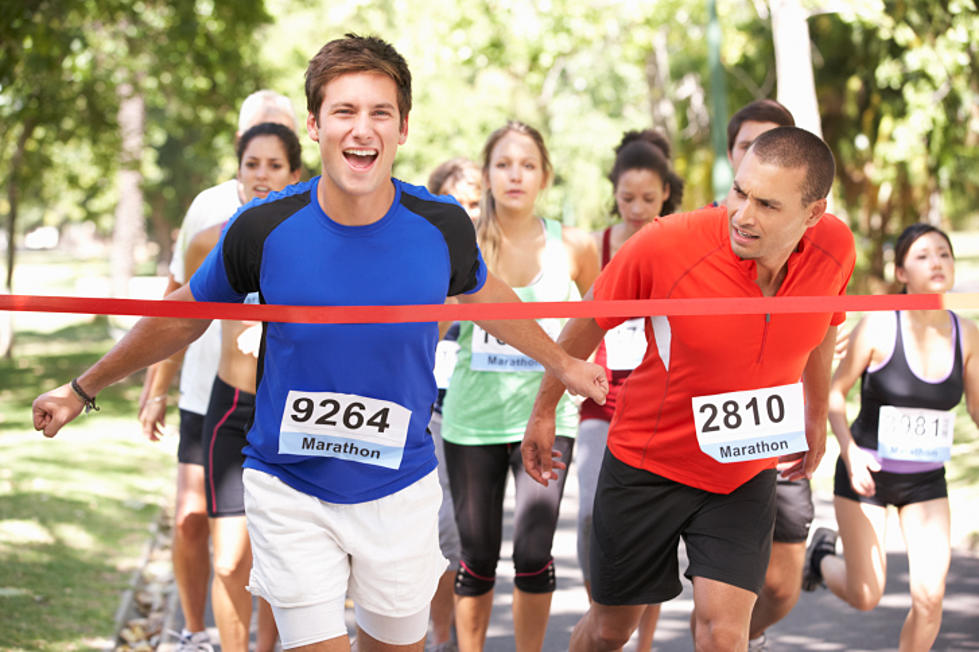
159, 459, 979, 651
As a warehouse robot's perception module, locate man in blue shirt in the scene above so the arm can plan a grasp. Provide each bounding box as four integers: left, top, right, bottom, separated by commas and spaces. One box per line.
33, 34, 607, 652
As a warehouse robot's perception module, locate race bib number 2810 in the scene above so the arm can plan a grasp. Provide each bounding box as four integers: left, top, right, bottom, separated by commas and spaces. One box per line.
278, 390, 412, 469
692, 382, 807, 463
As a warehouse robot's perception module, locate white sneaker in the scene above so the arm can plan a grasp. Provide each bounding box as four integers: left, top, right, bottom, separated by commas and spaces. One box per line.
174, 628, 214, 652
748, 633, 769, 651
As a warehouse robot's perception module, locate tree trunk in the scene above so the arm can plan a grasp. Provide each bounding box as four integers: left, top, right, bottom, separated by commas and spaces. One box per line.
2, 119, 37, 357
770, 0, 823, 138
148, 196, 174, 276
645, 27, 678, 138
110, 80, 145, 299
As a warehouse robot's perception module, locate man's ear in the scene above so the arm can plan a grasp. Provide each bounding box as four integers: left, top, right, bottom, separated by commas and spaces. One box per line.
805, 197, 827, 227
398, 114, 409, 145
306, 112, 319, 142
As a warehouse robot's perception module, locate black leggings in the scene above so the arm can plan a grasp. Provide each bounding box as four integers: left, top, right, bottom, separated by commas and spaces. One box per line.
443, 437, 574, 595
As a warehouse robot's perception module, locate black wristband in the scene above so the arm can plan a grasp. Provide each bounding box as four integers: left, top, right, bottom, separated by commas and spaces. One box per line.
70, 378, 100, 414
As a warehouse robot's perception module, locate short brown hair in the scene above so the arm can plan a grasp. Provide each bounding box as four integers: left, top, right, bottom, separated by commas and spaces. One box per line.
750, 126, 835, 205
305, 34, 412, 124
726, 99, 795, 154
427, 157, 479, 195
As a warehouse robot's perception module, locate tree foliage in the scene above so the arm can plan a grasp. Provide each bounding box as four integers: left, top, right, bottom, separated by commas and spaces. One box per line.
809, 0, 979, 288
2, 0, 977, 291
0, 0, 272, 287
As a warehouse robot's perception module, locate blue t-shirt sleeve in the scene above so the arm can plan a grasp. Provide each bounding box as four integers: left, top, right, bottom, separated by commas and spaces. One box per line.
442, 209, 487, 296
460, 248, 488, 296
188, 221, 249, 303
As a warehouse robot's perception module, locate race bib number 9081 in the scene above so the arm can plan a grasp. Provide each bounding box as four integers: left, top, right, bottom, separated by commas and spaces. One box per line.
278, 390, 412, 469
877, 405, 954, 462
692, 382, 807, 463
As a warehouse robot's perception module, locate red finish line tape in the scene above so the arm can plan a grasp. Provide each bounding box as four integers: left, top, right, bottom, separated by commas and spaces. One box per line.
2, 293, 977, 324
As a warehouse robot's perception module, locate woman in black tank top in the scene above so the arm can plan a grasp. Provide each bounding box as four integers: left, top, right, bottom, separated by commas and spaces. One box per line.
806, 224, 979, 651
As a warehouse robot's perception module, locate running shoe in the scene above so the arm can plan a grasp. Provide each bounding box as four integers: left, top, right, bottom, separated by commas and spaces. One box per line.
173, 628, 214, 652
747, 633, 769, 651
802, 526, 838, 591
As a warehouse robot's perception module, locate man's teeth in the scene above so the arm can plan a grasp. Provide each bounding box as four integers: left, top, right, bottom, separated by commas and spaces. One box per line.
345, 149, 377, 156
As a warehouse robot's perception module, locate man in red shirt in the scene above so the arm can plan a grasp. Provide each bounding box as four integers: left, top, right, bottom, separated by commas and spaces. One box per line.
522, 126, 855, 652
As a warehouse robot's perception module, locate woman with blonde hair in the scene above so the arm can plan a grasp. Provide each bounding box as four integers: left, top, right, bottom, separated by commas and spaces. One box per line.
441, 121, 598, 652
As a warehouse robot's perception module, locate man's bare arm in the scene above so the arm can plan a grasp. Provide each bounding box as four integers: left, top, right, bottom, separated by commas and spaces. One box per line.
521, 313, 608, 485
456, 273, 608, 405
33, 284, 211, 438
780, 324, 837, 480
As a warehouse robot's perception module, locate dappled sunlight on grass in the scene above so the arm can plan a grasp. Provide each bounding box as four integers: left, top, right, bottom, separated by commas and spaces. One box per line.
1, 365, 175, 650
0, 520, 56, 546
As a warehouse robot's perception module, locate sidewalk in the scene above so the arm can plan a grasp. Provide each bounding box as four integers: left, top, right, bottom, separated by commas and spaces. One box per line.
154, 457, 979, 651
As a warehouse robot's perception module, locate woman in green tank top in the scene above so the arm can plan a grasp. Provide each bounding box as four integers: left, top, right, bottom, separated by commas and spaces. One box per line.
440, 121, 599, 652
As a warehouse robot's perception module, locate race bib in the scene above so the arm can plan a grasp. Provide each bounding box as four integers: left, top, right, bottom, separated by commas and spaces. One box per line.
604, 318, 646, 371
877, 405, 954, 462
433, 339, 460, 389
692, 382, 807, 463
470, 319, 561, 372
278, 390, 412, 469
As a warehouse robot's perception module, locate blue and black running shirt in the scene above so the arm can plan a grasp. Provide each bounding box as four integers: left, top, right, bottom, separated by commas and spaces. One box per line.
190, 177, 487, 503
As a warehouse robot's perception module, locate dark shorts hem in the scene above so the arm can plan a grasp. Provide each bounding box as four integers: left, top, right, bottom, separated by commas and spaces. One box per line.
202, 376, 255, 518
177, 409, 206, 466
684, 561, 765, 595
833, 457, 947, 508
772, 478, 814, 543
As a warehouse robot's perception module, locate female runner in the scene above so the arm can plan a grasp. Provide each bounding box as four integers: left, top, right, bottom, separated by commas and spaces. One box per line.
184, 121, 302, 652
440, 121, 598, 652
576, 129, 683, 652
426, 156, 482, 651
807, 223, 979, 651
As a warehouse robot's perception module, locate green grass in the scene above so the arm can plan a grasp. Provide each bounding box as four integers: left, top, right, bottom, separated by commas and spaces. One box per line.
0, 319, 176, 651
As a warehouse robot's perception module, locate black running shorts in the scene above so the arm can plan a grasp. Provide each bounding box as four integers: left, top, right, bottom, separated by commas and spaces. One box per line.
590, 450, 777, 605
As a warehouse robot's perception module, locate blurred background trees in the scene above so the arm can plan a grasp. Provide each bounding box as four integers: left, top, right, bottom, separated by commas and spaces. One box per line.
2, 0, 977, 294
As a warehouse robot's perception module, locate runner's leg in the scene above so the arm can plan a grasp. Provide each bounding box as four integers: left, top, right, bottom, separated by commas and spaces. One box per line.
690, 577, 757, 652
210, 515, 253, 652
510, 437, 572, 652
822, 496, 888, 610
897, 497, 950, 652
569, 603, 646, 652
173, 410, 210, 635
444, 441, 508, 652
748, 541, 804, 637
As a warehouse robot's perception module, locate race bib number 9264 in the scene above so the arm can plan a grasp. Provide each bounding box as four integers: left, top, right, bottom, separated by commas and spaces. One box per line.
278, 390, 412, 469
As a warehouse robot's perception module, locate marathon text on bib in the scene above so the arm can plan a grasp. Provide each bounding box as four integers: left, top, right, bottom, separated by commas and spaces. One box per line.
604, 318, 646, 371
692, 382, 807, 464
877, 405, 954, 463
470, 319, 560, 372
279, 390, 412, 469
